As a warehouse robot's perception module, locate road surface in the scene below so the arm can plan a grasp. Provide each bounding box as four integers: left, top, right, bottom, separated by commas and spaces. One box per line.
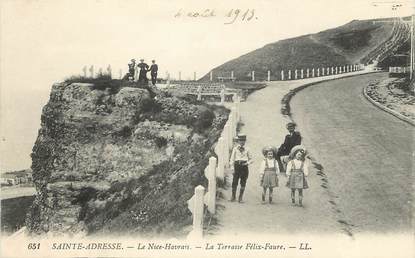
212, 72, 413, 239
290, 72, 413, 233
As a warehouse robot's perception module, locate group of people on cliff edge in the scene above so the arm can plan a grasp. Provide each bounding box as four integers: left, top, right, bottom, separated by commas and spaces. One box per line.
124, 58, 158, 85
229, 122, 308, 206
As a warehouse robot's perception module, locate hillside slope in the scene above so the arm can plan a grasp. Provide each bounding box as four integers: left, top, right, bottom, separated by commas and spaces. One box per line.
201, 17, 410, 81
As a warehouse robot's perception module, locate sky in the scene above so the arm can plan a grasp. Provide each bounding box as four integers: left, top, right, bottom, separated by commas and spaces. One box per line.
0, 0, 413, 172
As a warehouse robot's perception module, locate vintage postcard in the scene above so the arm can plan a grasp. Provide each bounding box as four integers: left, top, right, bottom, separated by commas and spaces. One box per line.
0, 0, 414, 257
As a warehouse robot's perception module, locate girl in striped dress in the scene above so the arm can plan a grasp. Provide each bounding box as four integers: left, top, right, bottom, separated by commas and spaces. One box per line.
286, 147, 309, 206
259, 146, 279, 204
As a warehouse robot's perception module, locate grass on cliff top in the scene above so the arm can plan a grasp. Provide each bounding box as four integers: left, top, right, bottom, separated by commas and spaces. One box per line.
64, 74, 144, 94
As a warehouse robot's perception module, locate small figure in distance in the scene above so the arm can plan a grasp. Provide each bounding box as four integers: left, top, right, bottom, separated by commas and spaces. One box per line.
122, 59, 136, 81
128, 59, 136, 81
149, 60, 158, 86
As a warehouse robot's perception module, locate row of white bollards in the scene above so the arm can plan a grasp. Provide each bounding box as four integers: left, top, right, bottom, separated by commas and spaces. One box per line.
82, 63, 364, 82
187, 97, 241, 239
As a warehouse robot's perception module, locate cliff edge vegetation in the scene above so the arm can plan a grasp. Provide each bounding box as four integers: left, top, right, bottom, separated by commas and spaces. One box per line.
26, 76, 229, 237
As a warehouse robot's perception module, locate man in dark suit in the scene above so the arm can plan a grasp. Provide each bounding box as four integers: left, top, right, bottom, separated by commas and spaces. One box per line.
149, 60, 158, 85
277, 122, 302, 172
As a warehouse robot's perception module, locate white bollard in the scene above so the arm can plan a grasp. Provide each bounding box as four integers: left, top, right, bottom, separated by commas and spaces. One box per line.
312, 68, 315, 77
306, 68, 309, 78
217, 137, 225, 179
107, 65, 112, 78
301, 69, 304, 79
89, 65, 94, 78
288, 70, 291, 80
294, 69, 298, 80
167, 73, 171, 86
252, 71, 255, 81
229, 112, 235, 139
322, 67, 325, 76
192, 185, 205, 238
224, 124, 232, 151
331, 67, 334, 75
335, 67, 338, 74
232, 107, 238, 132
235, 96, 240, 122
206, 157, 217, 214
223, 132, 229, 168
281, 70, 284, 81
326, 67, 329, 75
267, 70, 271, 81
197, 86, 202, 101
82, 66, 87, 77
317, 68, 320, 77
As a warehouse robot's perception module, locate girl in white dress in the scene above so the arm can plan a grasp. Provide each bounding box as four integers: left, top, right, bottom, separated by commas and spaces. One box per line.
286, 148, 309, 206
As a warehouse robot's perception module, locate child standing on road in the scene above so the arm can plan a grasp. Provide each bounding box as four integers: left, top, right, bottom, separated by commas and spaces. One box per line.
259, 146, 279, 204
230, 134, 253, 203
286, 147, 309, 207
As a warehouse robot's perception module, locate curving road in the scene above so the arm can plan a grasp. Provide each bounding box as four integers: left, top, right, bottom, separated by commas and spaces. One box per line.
213, 72, 413, 241
290, 72, 413, 233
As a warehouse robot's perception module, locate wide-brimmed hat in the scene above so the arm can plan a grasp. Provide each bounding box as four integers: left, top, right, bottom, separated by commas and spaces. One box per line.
286, 122, 296, 128
237, 134, 246, 141
140, 59, 144, 62
262, 146, 278, 158
289, 145, 307, 159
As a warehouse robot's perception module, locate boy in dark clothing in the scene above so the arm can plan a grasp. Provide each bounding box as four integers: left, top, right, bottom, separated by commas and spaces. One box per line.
276, 122, 302, 172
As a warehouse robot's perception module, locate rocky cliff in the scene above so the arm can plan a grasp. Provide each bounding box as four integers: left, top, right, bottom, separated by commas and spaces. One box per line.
26, 80, 228, 237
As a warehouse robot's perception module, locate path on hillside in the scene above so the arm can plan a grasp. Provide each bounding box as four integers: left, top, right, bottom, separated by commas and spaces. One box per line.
210, 71, 374, 238
290, 73, 413, 233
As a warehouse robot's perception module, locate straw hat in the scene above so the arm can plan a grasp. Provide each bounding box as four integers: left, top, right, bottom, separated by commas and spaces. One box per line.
286, 122, 296, 128
289, 145, 307, 159
262, 146, 278, 158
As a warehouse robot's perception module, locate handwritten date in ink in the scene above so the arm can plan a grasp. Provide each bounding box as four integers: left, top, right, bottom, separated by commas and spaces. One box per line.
174, 8, 257, 24
225, 9, 256, 24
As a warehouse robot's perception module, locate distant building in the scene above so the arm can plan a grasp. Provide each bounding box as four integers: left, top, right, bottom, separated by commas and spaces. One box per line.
1, 169, 33, 186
